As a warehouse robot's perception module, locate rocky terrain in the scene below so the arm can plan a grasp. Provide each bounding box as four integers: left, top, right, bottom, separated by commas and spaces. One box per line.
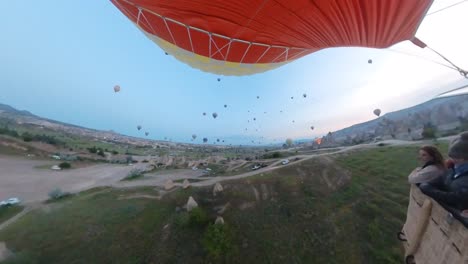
317, 94, 468, 147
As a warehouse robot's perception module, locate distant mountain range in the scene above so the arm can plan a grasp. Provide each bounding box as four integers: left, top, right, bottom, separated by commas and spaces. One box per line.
0, 103, 156, 147
317, 94, 468, 146
2, 93, 468, 148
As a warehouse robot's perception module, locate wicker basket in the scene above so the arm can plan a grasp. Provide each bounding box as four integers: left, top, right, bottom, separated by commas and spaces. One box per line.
402, 185, 468, 264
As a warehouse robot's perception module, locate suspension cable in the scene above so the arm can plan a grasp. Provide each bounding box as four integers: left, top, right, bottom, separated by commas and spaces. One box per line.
426, 0, 468, 16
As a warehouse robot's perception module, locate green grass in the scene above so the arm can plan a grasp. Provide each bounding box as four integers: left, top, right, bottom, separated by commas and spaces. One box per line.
0, 206, 24, 225
0, 143, 451, 263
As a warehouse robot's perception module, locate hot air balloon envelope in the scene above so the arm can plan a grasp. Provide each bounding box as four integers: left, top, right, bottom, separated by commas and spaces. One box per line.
114, 85, 121, 93
373, 109, 382, 117
112, 0, 432, 76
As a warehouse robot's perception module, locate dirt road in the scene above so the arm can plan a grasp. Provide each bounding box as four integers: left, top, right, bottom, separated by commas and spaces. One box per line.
0, 156, 146, 204
0, 139, 427, 204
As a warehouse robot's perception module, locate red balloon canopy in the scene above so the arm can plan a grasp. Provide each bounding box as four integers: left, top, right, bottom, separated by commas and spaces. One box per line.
112, 0, 433, 75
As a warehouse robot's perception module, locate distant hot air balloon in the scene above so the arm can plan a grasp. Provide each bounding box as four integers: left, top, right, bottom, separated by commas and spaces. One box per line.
203, 137, 208, 143
212, 112, 218, 119
145, 132, 149, 136
257, 96, 260, 99
373, 109, 382, 117
303, 94, 307, 98
137, 125, 142, 130
368, 59, 373, 64
217, 139, 220, 142
203, 112, 206, 116
217, 78, 221, 82
310, 126, 314, 130
224, 104, 227, 108
165, 52, 168, 55
114, 85, 121, 93
291, 96, 294, 99
112, 0, 433, 76
192, 134, 197, 140
315, 138, 322, 145
253, 118, 256, 121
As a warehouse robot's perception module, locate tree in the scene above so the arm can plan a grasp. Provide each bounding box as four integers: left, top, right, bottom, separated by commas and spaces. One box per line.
97, 149, 105, 157
22, 132, 33, 142
87, 146, 97, 154
59, 162, 71, 169
422, 122, 437, 139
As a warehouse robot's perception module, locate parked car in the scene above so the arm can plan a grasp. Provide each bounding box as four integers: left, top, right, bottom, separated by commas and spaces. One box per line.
0, 197, 21, 206
281, 159, 290, 165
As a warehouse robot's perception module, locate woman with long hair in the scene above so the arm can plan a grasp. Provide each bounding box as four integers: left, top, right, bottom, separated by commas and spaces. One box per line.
408, 145, 446, 184
398, 145, 446, 255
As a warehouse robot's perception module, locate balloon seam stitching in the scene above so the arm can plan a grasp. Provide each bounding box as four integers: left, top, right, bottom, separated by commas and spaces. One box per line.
116, 0, 308, 53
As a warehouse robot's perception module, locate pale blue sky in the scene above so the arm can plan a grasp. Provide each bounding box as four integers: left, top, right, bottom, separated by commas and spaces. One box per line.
1, 0, 467, 145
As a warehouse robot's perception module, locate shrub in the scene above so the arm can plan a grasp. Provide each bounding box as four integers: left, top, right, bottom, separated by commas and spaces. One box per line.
422, 127, 436, 139
202, 224, 234, 261
87, 146, 97, 154
58, 162, 71, 169
97, 149, 105, 157
22, 132, 33, 142
48, 188, 70, 200
122, 169, 143, 181
188, 207, 209, 227
111, 150, 119, 155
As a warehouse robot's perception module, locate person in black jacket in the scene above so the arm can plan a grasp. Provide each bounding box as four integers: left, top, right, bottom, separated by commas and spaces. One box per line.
419, 131, 468, 211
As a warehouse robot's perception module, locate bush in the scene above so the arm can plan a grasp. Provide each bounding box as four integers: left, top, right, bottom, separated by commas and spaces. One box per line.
122, 169, 143, 181
202, 224, 234, 261
173, 212, 190, 228
48, 188, 70, 200
97, 149, 105, 157
188, 207, 209, 227
0, 126, 19, 138
142, 160, 149, 163
87, 146, 97, 154
22, 132, 33, 142
58, 162, 71, 169
111, 150, 119, 155
422, 127, 436, 139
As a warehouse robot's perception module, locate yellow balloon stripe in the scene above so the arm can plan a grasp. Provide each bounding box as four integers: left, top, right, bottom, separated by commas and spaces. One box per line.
139, 25, 291, 76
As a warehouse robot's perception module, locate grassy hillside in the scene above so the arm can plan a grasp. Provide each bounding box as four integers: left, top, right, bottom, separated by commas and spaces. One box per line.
0, 142, 450, 263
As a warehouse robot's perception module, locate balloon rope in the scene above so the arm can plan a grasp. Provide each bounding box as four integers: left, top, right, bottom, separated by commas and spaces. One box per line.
435, 84, 468, 98
387, 48, 458, 71
426, 46, 468, 78
426, 0, 468, 16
